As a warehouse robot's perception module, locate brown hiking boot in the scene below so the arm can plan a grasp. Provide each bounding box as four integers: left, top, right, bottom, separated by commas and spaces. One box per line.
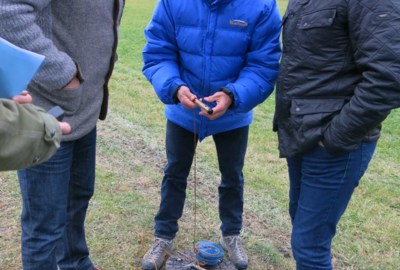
220, 235, 248, 270
141, 237, 173, 270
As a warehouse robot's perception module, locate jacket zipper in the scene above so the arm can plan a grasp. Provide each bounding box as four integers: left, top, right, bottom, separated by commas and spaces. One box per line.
100, 0, 123, 120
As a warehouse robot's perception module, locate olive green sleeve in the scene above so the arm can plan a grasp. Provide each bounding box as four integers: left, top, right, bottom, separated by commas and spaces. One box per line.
0, 99, 61, 171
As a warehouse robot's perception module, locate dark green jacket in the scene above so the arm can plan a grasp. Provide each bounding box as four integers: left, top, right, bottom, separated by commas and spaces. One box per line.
0, 99, 61, 171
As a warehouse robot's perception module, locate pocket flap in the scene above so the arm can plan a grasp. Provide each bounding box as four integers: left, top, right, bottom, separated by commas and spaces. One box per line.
299, 9, 336, 29
291, 98, 345, 115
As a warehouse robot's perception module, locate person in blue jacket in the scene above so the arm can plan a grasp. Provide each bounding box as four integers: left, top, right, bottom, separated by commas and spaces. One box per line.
141, 0, 281, 269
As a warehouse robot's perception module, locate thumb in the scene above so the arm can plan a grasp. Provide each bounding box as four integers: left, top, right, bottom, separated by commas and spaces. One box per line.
187, 92, 197, 102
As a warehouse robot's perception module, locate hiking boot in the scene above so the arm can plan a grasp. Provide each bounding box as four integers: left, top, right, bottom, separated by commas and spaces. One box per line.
141, 237, 173, 270
220, 235, 248, 270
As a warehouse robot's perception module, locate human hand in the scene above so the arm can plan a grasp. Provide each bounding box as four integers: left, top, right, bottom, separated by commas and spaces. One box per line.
59, 122, 71, 134
201, 91, 233, 120
12, 90, 32, 104
64, 76, 80, 90
177, 86, 197, 109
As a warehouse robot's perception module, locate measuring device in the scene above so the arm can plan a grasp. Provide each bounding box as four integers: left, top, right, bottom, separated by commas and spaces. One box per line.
194, 99, 213, 115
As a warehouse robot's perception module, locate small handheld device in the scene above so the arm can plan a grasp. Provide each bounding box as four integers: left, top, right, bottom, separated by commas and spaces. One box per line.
47, 105, 65, 121
194, 99, 213, 115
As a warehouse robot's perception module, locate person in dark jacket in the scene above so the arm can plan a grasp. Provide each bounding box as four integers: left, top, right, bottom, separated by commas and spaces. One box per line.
275, 0, 400, 269
141, 0, 281, 269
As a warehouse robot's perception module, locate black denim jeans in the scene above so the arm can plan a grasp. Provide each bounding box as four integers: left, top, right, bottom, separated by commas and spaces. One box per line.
155, 121, 249, 240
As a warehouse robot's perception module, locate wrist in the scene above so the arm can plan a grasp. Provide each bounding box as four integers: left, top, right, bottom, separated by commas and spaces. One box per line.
64, 76, 80, 89
219, 87, 234, 109
173, 84, 186, 104
172, 84, 186, 104
64, 61, 84, 89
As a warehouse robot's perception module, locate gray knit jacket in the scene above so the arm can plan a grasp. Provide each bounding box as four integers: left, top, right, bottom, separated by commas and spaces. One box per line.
0, 0, 124, 141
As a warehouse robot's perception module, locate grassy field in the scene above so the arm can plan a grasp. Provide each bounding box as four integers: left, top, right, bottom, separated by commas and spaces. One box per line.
1, 0, 399, 269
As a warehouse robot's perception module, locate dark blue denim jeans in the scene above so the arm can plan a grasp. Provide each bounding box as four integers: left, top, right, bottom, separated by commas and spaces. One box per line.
287, 142, 376, 270
155, 121, 248, 240
18, 128, 97, 270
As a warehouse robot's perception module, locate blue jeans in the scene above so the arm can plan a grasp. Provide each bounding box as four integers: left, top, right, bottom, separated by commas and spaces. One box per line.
287, 142, 376, 270
18, 128, 97, 270
155, 121, 248, 240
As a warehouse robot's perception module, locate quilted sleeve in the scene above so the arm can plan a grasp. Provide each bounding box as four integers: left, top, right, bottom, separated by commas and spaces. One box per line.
323, 0, 400, 154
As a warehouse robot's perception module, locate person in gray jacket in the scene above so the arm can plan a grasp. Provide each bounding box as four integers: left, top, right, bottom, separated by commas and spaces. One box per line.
0, 1, 124, 269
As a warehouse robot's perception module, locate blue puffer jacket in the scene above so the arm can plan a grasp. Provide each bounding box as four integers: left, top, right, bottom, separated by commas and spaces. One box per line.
143, 0, 281, 140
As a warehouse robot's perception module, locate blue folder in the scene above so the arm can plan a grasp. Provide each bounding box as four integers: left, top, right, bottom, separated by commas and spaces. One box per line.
0, 37, 45, 99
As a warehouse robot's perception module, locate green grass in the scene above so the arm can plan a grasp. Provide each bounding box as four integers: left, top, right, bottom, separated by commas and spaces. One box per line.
1, 0, 399, 269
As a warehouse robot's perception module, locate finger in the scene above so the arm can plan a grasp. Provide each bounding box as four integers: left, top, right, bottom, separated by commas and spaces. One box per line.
188, 93, 197, 102
199, 110, 213, 118
199, 109, 222, 120
203, 96, 217, 103
59, 122, 72, 134
209, 102, 226, 114
198, 107, 211, 116
181, 97, 198, 109
12, 94, 32, 104
178, 88, 197, 104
